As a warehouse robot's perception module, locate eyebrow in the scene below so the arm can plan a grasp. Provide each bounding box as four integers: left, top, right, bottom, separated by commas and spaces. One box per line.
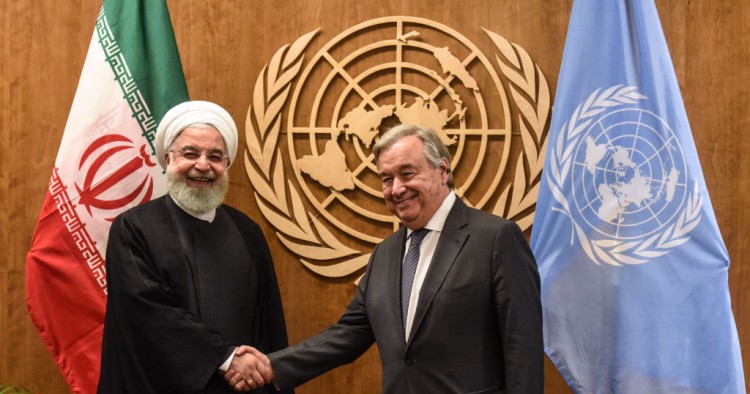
178, 145, 226, 154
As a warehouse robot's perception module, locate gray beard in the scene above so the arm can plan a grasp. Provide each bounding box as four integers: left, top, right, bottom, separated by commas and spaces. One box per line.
166, 168, 229, 215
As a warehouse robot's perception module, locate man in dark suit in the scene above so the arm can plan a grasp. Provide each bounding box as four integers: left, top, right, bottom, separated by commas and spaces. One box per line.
226, 124, 543, 393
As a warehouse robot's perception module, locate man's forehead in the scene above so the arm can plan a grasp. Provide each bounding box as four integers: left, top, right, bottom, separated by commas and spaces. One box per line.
379, 161, 420, 175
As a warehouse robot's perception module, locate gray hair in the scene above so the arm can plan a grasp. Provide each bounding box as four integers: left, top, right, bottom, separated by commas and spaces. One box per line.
373, 124, 454, 189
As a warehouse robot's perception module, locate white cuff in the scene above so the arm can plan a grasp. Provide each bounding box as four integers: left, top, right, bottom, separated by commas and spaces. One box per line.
218, 347, 236, 372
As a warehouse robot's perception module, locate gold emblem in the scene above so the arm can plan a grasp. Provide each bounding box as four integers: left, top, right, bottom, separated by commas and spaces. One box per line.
244, 17, 550, 280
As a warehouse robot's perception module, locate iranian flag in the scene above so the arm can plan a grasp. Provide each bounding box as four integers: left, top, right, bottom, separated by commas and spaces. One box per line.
26, 0, 188, 392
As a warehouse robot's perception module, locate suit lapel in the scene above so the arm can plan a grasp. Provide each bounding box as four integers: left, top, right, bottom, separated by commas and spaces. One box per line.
383, 228, 408, 343
407, 199, 470, 345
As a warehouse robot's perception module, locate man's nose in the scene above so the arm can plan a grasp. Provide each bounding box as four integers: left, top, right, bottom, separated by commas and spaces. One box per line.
391, 177, 406, 195
193, 155, 211, 171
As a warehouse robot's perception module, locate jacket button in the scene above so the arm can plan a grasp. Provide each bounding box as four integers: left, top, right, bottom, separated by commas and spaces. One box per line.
405, 358, 414, 366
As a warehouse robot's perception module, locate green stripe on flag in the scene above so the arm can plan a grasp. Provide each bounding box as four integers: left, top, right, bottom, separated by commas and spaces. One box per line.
98, 0, 189, 154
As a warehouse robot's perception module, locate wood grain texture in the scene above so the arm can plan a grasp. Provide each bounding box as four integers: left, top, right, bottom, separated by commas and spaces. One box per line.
2, 1, 747, 393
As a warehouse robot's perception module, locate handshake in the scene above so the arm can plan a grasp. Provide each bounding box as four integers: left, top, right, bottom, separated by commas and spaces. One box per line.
221, 346, 275, 392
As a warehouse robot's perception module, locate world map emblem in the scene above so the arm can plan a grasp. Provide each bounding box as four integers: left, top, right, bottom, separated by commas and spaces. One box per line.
244, 16, 550, 279
547, 86, 703, 266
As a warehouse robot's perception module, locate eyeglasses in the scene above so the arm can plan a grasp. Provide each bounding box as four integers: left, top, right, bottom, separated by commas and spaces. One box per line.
170, 149, 229, 164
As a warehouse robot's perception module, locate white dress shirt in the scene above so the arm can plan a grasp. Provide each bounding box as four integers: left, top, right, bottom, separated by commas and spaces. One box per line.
403, 192, 456, 339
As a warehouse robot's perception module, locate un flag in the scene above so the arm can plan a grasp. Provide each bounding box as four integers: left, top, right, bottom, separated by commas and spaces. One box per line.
531, 1, 745, 393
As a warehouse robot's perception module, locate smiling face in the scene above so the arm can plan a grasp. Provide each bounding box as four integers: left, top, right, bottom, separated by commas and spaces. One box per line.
378, 135, 451, 230
165, 126, 229, 213
166, 126, 228, 185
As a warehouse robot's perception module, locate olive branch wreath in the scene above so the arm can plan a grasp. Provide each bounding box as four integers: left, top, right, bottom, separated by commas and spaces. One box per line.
244, 28, 551, 280
546, 85, 703, 266
243, 30, 370, 280
483, 29, 550, 231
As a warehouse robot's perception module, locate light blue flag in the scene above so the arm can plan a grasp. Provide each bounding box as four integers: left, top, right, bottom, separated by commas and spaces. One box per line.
530, 1, 745, 393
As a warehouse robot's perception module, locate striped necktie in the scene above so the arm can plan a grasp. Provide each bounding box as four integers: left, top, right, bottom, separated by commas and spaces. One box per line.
401, 228, 430, 331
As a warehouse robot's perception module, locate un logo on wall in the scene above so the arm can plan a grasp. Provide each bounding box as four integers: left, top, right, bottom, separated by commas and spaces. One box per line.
244, 16, 550, 279
546, 86, 703, 266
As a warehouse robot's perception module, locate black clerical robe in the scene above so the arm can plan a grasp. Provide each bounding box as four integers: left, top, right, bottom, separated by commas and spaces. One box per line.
98, 196, 291, 394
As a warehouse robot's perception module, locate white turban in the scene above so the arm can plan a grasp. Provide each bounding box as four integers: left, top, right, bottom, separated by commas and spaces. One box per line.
155, 100, 238, 169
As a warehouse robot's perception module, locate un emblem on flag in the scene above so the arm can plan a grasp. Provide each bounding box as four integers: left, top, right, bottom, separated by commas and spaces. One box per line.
547, 86, 702, 266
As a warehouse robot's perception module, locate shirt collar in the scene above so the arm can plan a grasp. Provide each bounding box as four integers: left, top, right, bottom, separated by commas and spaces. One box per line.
406, 191, 456, 237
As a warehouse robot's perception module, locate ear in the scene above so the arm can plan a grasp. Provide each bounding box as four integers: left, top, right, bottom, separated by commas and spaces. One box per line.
439, 158, 450, 182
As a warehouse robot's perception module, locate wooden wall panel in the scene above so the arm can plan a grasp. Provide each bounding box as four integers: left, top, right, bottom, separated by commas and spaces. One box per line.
2, 1, 748, 393
679, 0, 750, 361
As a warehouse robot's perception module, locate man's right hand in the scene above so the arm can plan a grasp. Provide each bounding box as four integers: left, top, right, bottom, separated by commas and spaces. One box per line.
224, 345, 275, 391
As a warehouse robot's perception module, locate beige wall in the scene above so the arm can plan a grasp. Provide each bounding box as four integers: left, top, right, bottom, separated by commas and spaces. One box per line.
2, 1, 749, 393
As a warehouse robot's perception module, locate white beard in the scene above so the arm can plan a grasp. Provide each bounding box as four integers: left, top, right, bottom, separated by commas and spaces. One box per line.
166, 167, 229, 214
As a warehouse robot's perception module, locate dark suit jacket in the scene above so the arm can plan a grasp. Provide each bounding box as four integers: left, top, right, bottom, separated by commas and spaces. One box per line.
269, 198, 543, 394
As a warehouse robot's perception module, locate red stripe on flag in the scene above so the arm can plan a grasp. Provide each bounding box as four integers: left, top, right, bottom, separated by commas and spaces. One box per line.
27, 176, 108, 394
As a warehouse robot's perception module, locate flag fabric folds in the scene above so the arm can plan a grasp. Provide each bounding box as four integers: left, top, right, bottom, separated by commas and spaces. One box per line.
531, 1, 744, 393
25, 1, 188, 392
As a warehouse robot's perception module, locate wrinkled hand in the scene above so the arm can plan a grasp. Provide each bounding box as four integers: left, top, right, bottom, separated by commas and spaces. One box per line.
222, 346, 274, 391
